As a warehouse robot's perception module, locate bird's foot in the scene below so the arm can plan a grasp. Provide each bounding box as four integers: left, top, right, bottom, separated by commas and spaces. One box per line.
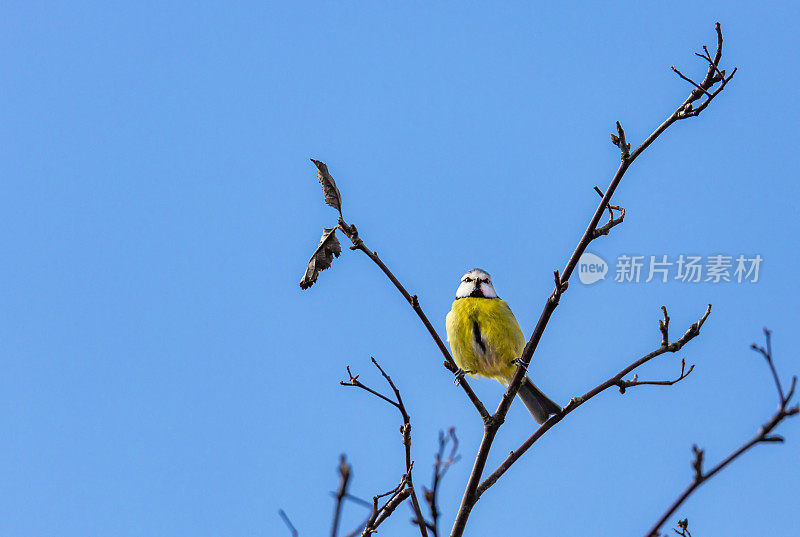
453, 368, 474, 384
512, 358, 528, 372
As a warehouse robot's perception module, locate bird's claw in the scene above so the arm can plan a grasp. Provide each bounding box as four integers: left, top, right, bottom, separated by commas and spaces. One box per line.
453, 368, 474, 384
512, 358, 528, 372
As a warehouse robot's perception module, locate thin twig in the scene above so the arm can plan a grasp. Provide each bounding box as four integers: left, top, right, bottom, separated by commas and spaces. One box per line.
673, 518, 692, 537
751, 328, 787, 404
616, 358, 695, 393
341, 365, 400, 408
593, 204, 626, 237
279, 509, 299, 537
417, 428, 460, 537
360, 473, 413, 536
592, 186, 626, 238
450, 23, 733, 536
671, 66, 714, 98
331, 455, 351, 537
339, 494, 376, 537
340, 358, 429, 537
372, 488, 413, 530
338, 493, 372, 509
644, 330, 798, 537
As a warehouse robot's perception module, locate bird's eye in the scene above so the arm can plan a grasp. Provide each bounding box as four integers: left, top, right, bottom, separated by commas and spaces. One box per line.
464, 277, 472, 283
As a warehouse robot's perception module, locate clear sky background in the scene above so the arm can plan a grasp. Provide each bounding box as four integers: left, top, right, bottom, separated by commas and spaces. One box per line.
2, 2, 799, 536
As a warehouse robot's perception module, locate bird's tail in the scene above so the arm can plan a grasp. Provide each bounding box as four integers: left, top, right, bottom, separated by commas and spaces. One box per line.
517, 377, 561, 424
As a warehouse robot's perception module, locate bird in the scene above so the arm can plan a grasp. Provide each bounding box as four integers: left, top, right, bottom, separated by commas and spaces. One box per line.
445, 268, 560, 424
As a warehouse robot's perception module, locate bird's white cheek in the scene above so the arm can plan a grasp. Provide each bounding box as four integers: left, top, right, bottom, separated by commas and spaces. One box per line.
480, 283, 498, 298
455, 282, 473, 298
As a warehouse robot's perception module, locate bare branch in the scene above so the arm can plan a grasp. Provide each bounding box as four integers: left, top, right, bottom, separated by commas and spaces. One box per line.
329, 470, 379, 537
592, 186, 626, 239
358, 471, 415, 536
417, 428, 461, 537
371, 488, 413, 532
674, 24, 737, 119
476, 305, 711, 498
643, 330, 798, 537
279, 509, 299, 537
337, 493, 372, 509
659, 306, 671, 348
450, 25, 734, 533
593, 204, 626, 238
358, 476, 407, 536
371, 357, 411, 423
750, 328, 794, 405
330, 455, 351, 537
339, 359, 429, 537
691, 445, 704, 482
671, 66, 713, 98
617, 358, 695, 393
341, 365, 400, 409
504, 22, 728, 391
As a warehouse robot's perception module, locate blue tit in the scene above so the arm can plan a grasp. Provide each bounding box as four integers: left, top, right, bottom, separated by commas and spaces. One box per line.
445, 268, 560, 424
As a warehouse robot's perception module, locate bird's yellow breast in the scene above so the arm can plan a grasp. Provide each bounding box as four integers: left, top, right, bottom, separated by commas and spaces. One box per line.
445, 297, 525, 382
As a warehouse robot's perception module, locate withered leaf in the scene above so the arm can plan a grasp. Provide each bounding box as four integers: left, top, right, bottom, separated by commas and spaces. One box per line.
310, 159, 343, 215
299, 227, 342, 290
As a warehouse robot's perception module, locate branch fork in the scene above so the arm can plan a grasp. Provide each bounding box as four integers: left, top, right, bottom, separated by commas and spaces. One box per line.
592, 186, 626, 238
644, 329, 798, 537
617, 358, 695, 394
670, 23, 737, 120
548, 270, 569, 305
474, 305, 711, 503
340, 358, 429, 537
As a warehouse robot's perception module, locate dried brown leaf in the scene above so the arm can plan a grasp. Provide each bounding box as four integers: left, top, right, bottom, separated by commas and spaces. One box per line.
299, 227, 342, 290
310, 159, 342, 215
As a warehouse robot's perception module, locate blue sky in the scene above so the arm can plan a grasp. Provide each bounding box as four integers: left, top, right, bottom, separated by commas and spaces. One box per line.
2, 2, 799, 536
